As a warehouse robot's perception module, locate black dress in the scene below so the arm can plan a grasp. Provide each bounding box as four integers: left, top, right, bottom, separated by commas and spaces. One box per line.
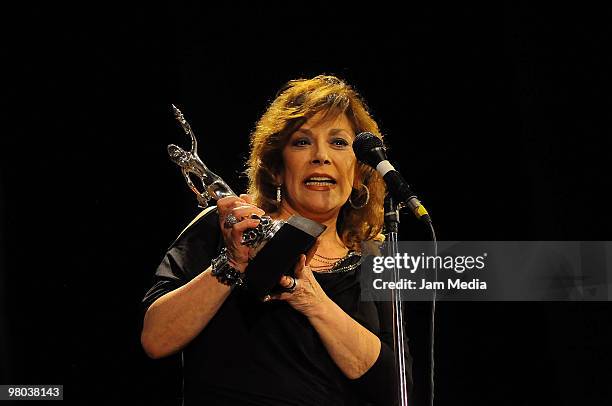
142, 208, 412, 406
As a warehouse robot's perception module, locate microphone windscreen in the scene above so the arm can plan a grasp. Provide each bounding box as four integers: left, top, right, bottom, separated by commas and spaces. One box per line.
353, 132, 385, 167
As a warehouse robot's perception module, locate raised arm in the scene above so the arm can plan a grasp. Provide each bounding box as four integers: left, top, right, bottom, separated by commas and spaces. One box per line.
141, 195, 264, 358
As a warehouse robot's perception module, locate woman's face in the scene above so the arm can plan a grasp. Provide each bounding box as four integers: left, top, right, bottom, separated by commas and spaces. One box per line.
280, 111, 357, 220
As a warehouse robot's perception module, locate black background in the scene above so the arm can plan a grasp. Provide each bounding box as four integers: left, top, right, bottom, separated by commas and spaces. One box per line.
1, 2, 611, 405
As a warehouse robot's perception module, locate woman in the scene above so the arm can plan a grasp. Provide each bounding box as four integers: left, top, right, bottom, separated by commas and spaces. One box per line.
141, 75, 412, 405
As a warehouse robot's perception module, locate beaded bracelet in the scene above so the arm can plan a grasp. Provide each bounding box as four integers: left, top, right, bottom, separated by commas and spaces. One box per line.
211, 248, 246, 288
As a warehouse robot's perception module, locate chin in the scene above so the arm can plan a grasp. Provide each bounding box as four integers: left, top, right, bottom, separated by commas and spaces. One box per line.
298, 202, 342, 217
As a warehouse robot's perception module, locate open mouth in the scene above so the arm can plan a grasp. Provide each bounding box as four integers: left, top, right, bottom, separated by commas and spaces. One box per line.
304, 176, 337, 187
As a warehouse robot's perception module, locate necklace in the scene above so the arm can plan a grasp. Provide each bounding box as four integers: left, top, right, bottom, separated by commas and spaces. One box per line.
312, 250, 349, 266
311, 257, 340, 266
314, 253, 345, 261
313, 251, 364, 274
310, 264, 335, 270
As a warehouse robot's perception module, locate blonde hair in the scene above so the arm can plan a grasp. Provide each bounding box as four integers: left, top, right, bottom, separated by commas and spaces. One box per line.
246, 75, 386, 250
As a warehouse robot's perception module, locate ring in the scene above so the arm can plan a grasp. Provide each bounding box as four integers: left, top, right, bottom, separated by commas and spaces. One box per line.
284, 275, 297, 293
224, 213, 239, 229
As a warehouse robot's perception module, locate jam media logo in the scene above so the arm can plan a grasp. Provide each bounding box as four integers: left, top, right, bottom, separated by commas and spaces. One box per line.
371, 278, 488, 291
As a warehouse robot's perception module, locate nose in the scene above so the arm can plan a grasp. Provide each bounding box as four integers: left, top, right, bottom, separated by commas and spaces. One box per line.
311, 142, 331, 165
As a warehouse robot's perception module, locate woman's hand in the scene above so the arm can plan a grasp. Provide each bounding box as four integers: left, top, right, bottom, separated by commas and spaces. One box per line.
216, 194, 265, 273
267, 241, 331, 318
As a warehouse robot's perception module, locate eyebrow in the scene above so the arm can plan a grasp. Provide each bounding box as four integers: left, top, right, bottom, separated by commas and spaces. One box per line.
295, 128, 351, 136
330, 128, 351, 136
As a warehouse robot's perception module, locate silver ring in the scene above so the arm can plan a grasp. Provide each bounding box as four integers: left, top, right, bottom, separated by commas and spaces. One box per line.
224, 213, 239, 229
285, 276, 297, 293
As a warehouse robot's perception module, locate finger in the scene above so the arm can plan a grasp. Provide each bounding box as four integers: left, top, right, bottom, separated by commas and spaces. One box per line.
217, 196, 246, 213
247, 246, 257, 260
301, 264, 313, 280
293, 255, 307, 278
304, 238, 321, 266
278, 275, 295, 289
263, 292, 289, 302
231, 218, 261, 236
232, 205, 265, 219
262, 293, 279, 302
239, 194, 254, 205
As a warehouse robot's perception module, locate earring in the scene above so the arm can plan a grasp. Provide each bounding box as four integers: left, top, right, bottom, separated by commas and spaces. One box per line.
276, 185, 282, 203
348, 184, 370, 209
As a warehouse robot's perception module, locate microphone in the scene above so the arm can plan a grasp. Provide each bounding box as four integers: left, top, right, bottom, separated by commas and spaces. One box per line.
353, 132, 431, 223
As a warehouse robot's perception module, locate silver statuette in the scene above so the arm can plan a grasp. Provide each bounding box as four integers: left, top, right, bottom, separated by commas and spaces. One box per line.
168, 104, 235, 208
168, 104, 283, 250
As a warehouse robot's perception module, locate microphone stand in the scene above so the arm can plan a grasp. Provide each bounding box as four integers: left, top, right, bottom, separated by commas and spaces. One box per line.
384, 195, 409, 406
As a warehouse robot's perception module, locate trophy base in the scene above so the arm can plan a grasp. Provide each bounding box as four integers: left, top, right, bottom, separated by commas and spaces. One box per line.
245, 216, 326, 298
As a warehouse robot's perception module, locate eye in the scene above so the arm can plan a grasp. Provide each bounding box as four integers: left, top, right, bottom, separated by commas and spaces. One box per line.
331, 138, 350, 147
292, 137, 311, 147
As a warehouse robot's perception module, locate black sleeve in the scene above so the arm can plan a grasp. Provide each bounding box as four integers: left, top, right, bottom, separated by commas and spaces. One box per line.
141, 207, 222, 313
349, 301, 413, 406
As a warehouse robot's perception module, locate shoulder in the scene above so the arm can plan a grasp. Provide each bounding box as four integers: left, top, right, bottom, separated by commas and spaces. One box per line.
168, 206, 220, 249
178, 206, 219, 236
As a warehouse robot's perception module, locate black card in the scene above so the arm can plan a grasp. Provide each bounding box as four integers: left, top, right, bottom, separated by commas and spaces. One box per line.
245, 216, 326, 298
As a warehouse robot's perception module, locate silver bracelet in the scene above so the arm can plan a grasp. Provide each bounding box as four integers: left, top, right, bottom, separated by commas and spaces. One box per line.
211, 248, 246, 288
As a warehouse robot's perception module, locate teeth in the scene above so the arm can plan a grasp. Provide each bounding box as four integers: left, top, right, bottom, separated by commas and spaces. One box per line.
305, 181, 333, 186
305, 177, 335, 183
